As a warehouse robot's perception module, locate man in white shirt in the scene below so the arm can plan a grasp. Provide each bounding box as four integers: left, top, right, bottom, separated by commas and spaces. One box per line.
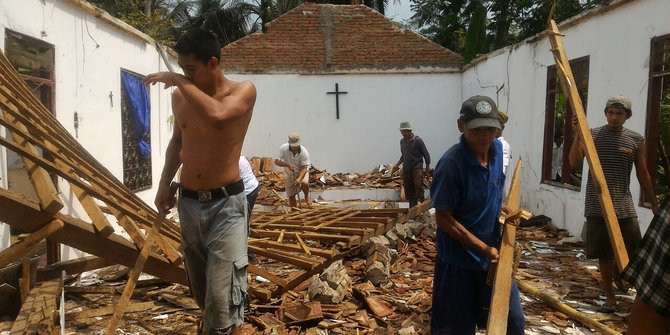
275, 132, 312, 209
239, 156, 260, 227
497, 111, 512, 197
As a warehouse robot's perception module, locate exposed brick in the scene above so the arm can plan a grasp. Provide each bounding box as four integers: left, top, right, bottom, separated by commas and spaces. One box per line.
221, 3, 462, 74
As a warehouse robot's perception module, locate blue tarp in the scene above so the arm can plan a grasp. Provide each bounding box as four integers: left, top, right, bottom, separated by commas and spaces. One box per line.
121, 71, 151, 157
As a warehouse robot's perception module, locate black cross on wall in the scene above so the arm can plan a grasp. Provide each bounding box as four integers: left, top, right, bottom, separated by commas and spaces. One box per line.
326, 83, 348, 119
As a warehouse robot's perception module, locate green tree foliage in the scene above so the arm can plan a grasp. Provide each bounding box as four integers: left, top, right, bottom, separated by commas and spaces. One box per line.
463, 1, 487, 63
87, 0, 192, 45
410, 0, 609, 62
88, 0, 397, 47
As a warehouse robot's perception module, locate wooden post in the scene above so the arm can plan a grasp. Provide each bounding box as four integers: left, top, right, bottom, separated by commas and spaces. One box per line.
0, 219, 64, 268
104, 212, 167, 335
547, 19, 629, 271
486, 158, 523, 334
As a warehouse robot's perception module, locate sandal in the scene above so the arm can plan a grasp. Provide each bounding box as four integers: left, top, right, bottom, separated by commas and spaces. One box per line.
598, 303, 618, 314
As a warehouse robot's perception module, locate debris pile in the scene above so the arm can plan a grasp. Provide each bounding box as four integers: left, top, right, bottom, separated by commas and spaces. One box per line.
249, 157, 431, 192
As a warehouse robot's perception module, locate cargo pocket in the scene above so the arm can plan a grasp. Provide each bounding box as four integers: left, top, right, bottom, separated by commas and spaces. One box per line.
230, 255, 248, 307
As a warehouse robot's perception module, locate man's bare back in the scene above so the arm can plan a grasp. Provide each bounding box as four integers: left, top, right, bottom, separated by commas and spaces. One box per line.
173, 79, 255, 190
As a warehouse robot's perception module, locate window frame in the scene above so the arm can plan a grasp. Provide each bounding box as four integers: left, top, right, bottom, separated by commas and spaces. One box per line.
644, 33, 670, 205
541, 55, 590, 191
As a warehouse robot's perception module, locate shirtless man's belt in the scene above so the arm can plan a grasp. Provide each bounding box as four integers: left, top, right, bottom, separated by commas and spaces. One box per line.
180, 179, 244, 202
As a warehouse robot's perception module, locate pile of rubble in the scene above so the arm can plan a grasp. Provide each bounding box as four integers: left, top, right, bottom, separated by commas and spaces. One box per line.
248, 157, 431, 192
0, 211, 636, 335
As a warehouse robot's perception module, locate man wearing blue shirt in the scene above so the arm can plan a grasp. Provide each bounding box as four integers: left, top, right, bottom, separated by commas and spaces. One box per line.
430, 95, 525, 334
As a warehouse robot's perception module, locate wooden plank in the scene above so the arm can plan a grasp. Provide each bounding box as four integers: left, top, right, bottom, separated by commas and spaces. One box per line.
105, 213, 167, 335
248, 265, 290, 287
313, 211, 361, 230
295, 233, 311, 255
1, 108, 63, 214
248, 246, 319, 270
68, 301, 157, 321
70, 184, 115, 236
64, 286, 117, 295
36, 255, 112, 282
108, 206, 146, 248
251, 229, 358, 245
487, 159, 522, 334
0, 187, 187, 285
20, 259, 30, 304
547, 19, 628, 271
10, 278, 62, 335
250, 240, 338, 258
257, 223, 371, 236
0, 219, 64, 269
406, 199, 432, 219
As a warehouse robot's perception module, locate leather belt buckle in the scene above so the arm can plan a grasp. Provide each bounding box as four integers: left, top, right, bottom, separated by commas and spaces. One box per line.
197, 190, 212, 202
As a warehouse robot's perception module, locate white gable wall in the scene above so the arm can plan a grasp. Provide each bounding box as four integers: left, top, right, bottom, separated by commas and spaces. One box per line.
231, 72, 462, 173
462, 0, 669, 236
0, 0, 178, 255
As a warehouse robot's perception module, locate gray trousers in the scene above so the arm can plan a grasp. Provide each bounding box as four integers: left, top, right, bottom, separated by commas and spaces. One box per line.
178, 193, 248, 333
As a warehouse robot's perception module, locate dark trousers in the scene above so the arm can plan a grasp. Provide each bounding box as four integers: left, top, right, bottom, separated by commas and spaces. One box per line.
246, 185, 260, 234
403, 168, 425, 208
430, 257, 525, 335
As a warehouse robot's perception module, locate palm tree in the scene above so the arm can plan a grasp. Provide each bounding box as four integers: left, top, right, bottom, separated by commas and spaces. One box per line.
250, 0, 302, 32
175, 0, 257, 46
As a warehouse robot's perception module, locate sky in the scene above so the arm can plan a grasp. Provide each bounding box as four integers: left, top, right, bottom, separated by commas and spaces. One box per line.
386, 0, 415, 24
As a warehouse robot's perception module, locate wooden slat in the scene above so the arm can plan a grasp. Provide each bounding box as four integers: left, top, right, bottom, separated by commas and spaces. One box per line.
249, 246, 320, 270
251, 229, 359, 246
487, 159, 523, 334
70, 184, 115, 236
1, 109, 63, 214
250, 240, 338, 258
0, 219, 64, 269
547, 19, 628, 270
105, 214, 166, 335
248, 265, 290, 287
36, 255, 112, 282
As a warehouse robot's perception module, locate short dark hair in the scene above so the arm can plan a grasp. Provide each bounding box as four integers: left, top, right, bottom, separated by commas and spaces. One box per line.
174, 28, 221, 63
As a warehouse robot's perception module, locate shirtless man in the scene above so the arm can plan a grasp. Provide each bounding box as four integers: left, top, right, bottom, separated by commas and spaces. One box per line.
145, 28, 256, 335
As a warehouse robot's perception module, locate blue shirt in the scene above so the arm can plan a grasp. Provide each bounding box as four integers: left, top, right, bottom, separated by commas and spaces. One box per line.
430, 136, 505, 270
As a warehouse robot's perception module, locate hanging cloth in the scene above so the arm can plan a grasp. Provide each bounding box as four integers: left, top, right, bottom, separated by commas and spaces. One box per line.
121, 71, 151, 157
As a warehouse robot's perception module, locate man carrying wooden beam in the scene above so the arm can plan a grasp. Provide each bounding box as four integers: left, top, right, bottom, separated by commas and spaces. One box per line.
569, 96, 658, 313
429, 95, 525, 334
144, 28, 257, 335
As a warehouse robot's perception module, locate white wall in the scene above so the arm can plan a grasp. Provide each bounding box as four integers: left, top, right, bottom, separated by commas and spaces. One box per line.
462, 0, 670, 236
228, 72, 463, 173
0, 0, 178, 254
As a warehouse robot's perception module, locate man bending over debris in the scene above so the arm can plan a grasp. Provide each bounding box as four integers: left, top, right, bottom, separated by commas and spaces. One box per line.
623, 195, 670, 334
145, 28, 256, 335
275, 132, 312, 209
568, 96, 658, 313
430, 96, 525, 334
